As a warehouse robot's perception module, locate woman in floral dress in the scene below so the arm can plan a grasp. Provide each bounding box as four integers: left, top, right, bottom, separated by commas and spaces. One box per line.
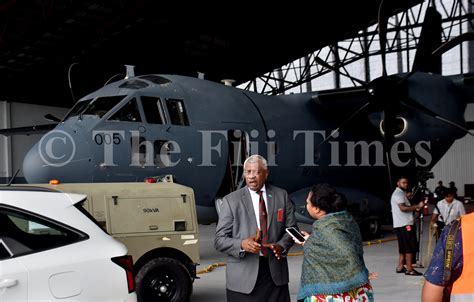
296, 183, 374, 302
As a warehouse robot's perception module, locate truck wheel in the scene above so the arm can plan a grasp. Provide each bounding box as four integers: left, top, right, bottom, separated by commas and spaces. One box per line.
361, 219, 380, 240
136, 257, 192, 302
368, 219, 380, 237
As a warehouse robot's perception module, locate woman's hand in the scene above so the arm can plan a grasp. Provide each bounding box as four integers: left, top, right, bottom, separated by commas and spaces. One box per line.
293, 230, 310, 246
301, 231, 310, 240
368, 272, 379, 280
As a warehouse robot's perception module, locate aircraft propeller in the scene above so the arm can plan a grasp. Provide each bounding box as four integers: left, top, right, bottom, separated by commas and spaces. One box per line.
316, 1, 473, 191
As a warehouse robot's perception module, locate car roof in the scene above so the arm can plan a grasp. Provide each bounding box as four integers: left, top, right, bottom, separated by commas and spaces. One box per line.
0, 188, 87, 212
0, 186, 59, 192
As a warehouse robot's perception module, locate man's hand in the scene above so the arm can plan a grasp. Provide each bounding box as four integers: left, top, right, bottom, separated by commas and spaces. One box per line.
262, 243, 284, 260
241, 237, 261, 254
416, 201, 424, 211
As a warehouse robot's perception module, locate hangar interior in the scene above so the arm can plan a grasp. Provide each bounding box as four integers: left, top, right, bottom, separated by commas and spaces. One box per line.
0, 0, 473, 196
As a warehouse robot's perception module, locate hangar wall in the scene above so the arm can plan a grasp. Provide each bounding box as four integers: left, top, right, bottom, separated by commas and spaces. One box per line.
427, 104, 474, 197
0, 101, 69, 183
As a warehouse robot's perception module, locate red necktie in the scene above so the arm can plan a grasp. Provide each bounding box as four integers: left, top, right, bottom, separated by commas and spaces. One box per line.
258, 191, 269, 256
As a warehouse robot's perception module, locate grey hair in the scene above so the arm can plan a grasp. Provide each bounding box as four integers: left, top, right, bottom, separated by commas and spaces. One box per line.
243, 154, 268, 170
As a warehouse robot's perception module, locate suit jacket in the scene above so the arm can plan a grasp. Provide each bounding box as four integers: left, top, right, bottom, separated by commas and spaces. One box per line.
215, 184, 297, 294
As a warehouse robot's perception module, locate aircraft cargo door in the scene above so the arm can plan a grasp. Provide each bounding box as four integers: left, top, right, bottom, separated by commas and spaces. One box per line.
215, 91, 269, 200
106, 194, 195, 235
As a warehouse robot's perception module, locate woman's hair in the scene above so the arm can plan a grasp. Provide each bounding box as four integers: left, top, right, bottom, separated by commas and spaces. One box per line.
309, 183, 347, 213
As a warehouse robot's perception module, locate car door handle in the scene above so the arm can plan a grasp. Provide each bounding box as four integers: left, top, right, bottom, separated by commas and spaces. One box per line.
0, 279, 18, 289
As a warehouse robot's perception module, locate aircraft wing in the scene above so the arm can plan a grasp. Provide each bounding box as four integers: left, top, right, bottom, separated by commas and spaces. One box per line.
451, 72, 474, 102
0, 123, 57, 136
312, 86, 369, 113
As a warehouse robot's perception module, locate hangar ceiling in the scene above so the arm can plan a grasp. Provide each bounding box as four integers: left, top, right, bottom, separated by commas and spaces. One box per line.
0, 0, 421, 107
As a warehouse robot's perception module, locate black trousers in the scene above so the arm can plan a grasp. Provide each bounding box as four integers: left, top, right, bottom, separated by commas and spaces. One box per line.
226, 256, 290, 302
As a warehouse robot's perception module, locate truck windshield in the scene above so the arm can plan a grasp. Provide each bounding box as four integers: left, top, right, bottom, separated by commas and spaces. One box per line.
65, 95, 127, 120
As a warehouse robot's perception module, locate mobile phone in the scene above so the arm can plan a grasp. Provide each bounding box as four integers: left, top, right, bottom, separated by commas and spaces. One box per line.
285, 227, 306, 243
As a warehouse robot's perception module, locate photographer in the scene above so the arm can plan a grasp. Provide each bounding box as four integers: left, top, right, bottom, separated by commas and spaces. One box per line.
391, 176, 424, 276
430, 189, 465, 239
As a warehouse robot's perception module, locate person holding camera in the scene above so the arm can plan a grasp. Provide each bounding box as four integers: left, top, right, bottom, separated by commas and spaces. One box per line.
391, 176, 425, 276
434, 180, 448, 201
430, 188, 465, 239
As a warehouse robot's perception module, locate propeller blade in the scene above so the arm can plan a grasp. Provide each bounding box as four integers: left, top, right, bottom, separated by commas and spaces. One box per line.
378, 0, 388, 77
317, 102, 371, 148
432, 32, 474, 57
382, 108, 397, 192
384, 150, 394, 191
412, 6, 442, 74
401, 97, 474, 136
314, 57, 368, 87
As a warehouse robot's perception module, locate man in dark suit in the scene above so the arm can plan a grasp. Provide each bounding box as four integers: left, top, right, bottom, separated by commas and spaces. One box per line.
215, 154, 297, 301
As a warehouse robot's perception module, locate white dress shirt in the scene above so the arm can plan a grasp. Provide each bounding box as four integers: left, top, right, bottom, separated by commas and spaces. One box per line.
248, 185, 269, 229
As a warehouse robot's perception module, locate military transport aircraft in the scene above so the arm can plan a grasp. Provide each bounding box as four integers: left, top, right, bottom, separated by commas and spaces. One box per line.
1, 4, 473, 237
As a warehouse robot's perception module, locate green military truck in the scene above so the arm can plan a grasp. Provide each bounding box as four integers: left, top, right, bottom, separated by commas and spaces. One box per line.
28, 178, 199, 302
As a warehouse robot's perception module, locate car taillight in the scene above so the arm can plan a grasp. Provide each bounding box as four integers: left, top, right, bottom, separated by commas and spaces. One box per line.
111, 255, 135, 293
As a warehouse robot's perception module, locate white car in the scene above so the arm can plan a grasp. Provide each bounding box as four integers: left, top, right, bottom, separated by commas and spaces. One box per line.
0, 186, 137, 301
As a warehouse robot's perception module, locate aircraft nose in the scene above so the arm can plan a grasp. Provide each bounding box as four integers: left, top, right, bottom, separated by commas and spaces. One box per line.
23, 128, 93, 183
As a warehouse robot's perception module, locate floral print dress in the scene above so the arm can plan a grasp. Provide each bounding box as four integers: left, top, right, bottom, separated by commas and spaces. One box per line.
303, 283, 374, 302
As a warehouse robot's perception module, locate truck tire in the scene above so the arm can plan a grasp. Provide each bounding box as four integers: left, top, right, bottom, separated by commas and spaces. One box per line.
360, 219, 381, 240
136, 257, 192, 302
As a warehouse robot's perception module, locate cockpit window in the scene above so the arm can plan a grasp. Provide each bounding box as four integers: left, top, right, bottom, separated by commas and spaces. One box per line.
166, 99, 189, 126
64, 99, 93, 119
119, 80, 149, 89
139, 75, 171, 85
109, 98, 142, 122
141, 96, 165, 124
82, 96, 126, 118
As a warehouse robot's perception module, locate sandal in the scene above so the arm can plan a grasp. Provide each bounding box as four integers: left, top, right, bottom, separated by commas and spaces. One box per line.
405, 269, 423, 276
396, 267, 407, 273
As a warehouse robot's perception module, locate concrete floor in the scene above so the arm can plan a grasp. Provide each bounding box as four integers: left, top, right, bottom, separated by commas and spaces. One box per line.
190, 220, 433, 302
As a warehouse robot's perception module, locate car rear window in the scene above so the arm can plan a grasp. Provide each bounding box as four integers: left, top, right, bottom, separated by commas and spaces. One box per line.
0, 206, 88, 259
0, 242, 10, 260
74, 201, 109, 234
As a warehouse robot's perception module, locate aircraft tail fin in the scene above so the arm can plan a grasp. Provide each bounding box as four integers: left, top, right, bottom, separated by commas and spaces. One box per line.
412, 6, 442, 74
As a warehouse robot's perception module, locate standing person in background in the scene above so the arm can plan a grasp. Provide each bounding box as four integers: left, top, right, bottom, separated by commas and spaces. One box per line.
448, 181, 458, 198
434, 181, 447, 202
391, 176, 424, 276
431, 188, 465, 238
